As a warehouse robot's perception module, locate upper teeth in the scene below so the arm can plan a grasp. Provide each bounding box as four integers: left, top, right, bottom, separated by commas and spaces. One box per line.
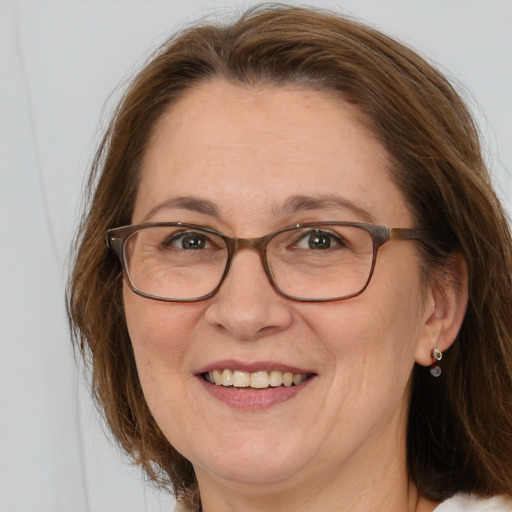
206, 369, 308, 388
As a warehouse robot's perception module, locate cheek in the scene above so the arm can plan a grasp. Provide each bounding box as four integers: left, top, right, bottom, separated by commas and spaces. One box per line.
313, 263, 425, 391
122, 284, 203, 400
124, 280, 196, 348
315, 293, 422, 359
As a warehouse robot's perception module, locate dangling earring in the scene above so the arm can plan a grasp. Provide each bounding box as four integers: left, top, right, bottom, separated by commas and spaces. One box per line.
429, 347, 443, 377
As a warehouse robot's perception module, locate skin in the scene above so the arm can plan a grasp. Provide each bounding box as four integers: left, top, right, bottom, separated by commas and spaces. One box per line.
124, 80, 467, 512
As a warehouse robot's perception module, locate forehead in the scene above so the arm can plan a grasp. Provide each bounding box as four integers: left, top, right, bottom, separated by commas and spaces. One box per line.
134, 80, 410, 230
147, 80, 380, 166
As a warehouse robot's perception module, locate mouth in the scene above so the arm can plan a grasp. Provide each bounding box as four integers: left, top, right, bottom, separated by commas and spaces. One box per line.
202, 369, 314, 389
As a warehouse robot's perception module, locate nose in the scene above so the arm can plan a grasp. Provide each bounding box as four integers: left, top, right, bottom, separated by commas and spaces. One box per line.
204, 248, 294, 341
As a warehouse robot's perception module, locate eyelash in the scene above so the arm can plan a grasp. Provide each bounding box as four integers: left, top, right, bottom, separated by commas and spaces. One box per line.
161, 231, 213, 250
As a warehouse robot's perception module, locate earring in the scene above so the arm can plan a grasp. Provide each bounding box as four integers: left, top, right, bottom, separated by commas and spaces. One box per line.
429, 347, 443, 377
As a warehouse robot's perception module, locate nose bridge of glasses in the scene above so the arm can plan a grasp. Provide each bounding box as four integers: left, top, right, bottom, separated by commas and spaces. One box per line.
232, 236, 265, 251
229, 235, 269, 265
225, 235, 272, 279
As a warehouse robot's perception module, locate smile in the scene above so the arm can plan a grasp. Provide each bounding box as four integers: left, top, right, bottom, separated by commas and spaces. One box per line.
203, 369, 311, 389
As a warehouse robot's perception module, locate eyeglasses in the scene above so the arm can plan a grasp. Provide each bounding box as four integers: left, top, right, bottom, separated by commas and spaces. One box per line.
107, 221, 433, 303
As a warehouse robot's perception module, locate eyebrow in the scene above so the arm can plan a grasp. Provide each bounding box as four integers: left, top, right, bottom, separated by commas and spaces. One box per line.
142, 193, 376, 223
142, 196, 220, 222
278, 194, 377, 223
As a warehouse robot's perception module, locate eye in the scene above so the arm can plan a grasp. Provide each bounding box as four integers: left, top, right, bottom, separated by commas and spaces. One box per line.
162, 231, 212, 250
295, 230, 344, 250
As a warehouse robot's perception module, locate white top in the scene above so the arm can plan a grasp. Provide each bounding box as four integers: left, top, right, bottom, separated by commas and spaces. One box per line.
434, 494, 512, 511
174, 493, 512, 511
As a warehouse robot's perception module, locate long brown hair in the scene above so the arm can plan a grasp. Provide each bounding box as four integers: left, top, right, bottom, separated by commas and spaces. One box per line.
67, 4, 512, 500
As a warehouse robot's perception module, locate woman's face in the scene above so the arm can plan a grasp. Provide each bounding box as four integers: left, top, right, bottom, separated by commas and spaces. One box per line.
124, 81, 432, 494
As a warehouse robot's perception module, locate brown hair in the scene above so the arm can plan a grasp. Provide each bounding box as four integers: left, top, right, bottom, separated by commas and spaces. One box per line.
67, 4, 512, 501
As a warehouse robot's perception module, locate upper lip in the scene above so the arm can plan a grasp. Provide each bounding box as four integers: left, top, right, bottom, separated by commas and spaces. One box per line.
196, 359, 316, 375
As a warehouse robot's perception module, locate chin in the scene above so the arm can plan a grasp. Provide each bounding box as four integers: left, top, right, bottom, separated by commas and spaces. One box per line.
197, 454, 312, 490
182, 431, 319, 489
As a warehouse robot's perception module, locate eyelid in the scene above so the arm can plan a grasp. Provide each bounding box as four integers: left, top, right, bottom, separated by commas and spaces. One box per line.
288, 227, 344, 249
160, 229, 208, 248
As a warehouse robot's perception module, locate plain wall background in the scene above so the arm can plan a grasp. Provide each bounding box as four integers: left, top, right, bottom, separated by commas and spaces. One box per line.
1, 1, 511, 511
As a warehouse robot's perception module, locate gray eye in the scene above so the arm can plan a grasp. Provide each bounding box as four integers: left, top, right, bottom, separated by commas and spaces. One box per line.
308, 231, 333, 249
180, 234, 207, 249
295, 230, 341, 250
162, 232, 210, 250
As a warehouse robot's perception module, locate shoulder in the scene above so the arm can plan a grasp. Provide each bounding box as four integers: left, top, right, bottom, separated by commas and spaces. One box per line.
435, 494, 512, 511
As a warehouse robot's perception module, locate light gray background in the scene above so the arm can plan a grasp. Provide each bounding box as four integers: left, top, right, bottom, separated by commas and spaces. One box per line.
1, 1, 511, 511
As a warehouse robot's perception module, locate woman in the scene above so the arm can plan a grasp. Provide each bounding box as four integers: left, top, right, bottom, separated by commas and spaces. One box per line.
67, 5, 512, 511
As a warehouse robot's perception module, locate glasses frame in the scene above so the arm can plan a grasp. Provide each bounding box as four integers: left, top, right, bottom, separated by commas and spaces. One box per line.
107, 221, 434, 303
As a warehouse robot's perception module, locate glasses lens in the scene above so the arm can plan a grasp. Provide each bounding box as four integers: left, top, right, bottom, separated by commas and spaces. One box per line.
124, 226, 227, 300
267, 224, 374, 300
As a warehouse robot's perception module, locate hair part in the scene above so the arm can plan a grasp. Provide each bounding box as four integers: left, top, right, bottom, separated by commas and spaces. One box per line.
67, 3, 512, 501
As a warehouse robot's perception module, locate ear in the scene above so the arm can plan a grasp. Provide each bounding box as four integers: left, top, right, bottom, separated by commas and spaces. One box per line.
415, 253, 468, 366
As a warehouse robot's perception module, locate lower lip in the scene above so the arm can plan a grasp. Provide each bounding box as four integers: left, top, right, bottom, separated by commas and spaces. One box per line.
198, 376, 314, 410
